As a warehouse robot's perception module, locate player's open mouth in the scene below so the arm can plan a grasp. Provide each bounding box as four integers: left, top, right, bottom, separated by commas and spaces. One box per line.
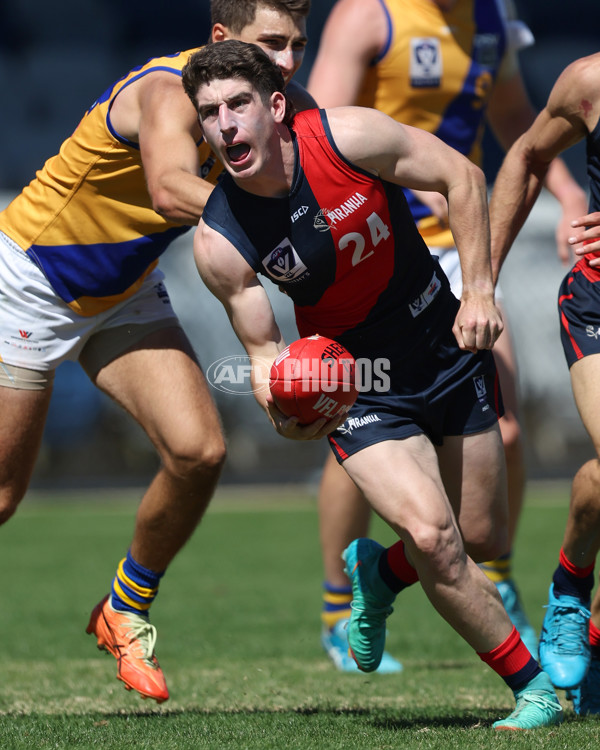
226, 142, 251, 164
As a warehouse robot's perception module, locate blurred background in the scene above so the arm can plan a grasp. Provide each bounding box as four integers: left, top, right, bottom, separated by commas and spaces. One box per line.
0, 1, 598, 488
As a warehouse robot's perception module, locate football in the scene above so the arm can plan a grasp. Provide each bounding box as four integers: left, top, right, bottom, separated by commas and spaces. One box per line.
269, 334, 358, 424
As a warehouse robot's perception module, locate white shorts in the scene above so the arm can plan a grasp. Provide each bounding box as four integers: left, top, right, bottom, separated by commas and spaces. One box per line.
0, 231, 180, 382
431, 245, 504, 301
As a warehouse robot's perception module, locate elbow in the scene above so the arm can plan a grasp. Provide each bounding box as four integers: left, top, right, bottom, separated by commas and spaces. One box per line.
151, 187, 181, 221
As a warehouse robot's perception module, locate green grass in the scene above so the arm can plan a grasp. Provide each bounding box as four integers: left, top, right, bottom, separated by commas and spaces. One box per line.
0, 481, 599, 748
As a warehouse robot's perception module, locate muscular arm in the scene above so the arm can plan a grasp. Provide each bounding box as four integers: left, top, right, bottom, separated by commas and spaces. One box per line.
487, 67, 588, 264
193, 220, 342, 438
326, 107, 502, 351
193, 220, 284, 398
489, 55, 597, 283
111, 71, 215, 224
306, 0, 386, 107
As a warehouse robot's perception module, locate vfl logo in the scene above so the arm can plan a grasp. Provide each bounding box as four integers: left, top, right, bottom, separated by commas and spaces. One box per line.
409, 272, 441, 318
19, 330, 33, 339
410, 37, 441, 88
473, 375, 490, 412
313, 209, 333, 233
262, 238, 308, 282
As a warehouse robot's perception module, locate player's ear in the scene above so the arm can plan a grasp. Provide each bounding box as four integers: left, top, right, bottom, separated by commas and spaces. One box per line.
271, 91, 287, 123
211, 23, 229, 42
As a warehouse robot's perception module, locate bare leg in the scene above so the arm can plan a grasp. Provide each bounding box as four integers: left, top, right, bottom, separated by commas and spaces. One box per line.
91, 327, 226, 572
318, 453, 370, 587
492, 320, 526, 548
566, 354, 600, 632
344, 433, 512, 652
0, 385, 53, 523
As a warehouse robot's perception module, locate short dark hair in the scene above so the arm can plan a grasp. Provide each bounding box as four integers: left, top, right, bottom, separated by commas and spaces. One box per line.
182, 40, 295, 125
210, 0, 310, 34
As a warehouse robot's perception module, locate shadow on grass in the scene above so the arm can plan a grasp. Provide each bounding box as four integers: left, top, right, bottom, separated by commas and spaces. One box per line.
3, 704, 557, 731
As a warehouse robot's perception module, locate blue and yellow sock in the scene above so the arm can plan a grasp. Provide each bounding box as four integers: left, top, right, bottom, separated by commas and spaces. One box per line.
321, 581, 352, 630
110, 550, 164, 617
480, 552, 512, 584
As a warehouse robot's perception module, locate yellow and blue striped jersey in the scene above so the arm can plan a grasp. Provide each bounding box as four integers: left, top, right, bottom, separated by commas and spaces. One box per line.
0, 48, 222, 316
355, 0, 512, 246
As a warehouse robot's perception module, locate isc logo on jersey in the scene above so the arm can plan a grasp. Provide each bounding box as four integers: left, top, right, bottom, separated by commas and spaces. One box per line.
262, 238, 308, 283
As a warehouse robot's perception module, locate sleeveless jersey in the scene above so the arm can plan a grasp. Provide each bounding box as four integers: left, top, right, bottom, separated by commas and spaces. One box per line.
202, 108, 457, 362
355, 0, 509, 247
0, 48, 222, 317
572, 114, 600, 283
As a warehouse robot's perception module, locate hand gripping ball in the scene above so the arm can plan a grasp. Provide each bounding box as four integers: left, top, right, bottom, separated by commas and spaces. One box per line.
269, 334, 358, 424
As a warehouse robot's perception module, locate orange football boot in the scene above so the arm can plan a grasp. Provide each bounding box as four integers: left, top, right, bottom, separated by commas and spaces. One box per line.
86, 594, 169, 703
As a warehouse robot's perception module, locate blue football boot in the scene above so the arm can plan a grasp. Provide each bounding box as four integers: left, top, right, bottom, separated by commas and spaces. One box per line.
321, 617, 403, 673
539, 583, 590, 690
342, 538, 396, 672
570, 655, 600, 716
493, 671, 563, 730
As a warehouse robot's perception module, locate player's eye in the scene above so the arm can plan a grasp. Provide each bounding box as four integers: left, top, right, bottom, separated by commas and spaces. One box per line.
199, 107, 218, 122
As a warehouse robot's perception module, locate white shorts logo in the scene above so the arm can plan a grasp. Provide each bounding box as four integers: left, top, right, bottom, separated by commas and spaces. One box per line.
409, 271, 441, 317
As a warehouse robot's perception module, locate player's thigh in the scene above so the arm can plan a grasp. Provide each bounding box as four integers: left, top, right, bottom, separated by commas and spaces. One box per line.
93, 326, 224, 459
570, 353, 600, 455
343, 434, 455, 541
0, 381, 54, 495
438, 425, 508, 559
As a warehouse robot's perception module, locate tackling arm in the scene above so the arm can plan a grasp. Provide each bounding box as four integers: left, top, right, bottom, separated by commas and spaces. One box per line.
131, 73, 215, 224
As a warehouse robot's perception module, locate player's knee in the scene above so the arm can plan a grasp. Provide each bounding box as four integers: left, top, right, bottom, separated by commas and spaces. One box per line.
162, 429, 227, 482
408, 521, 464, 580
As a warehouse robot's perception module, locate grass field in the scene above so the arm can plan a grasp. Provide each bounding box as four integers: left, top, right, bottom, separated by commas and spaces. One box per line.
1, 480, 599, 749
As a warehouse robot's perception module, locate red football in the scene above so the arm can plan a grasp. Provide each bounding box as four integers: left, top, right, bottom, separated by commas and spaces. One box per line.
269, 334, 358, 424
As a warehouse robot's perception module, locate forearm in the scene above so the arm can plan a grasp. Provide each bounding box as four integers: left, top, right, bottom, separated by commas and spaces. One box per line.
489, 150, 547, 284
150, 170, 215, 225
447, 174, 494, 297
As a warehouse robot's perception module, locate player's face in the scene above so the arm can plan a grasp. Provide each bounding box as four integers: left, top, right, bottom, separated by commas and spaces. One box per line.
196, 77, 286, 185
214, 6, 307, 84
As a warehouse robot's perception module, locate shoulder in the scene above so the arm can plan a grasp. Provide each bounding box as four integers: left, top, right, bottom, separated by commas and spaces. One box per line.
319, 0, 387, 57
548, 53, 600, 129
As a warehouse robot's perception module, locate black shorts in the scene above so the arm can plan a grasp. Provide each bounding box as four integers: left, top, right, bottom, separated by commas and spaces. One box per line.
558, 260, 600, 368
328, 325, 503, 461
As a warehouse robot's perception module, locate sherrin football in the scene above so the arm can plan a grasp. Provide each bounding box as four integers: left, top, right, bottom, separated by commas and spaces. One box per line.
269, 334, 358, 424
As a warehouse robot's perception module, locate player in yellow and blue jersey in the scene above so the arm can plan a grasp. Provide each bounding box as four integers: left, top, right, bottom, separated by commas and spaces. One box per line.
0, 0, 310, 704
307, 0, 587, 672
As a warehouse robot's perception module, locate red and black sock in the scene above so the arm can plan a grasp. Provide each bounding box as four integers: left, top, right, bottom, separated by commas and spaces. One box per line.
478, 626, 541, 691
552, 547, 594, 602
378, 540, 419, 594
